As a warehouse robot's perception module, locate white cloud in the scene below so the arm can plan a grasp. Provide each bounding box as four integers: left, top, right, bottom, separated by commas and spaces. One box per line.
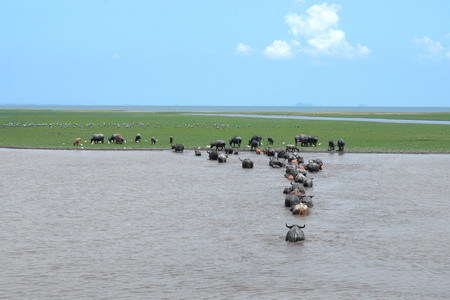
235, 43, 253, 56
412, 36, 446, 60
282, 3, 370, 58
263, 40, 293, 59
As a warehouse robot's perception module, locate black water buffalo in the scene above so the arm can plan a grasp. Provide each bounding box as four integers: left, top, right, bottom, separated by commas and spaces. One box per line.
218, 153, 227, 163
266, 148, 276, 157
338, 139, 345, 151
229, 136, 242, 148
171, 143, 184, 152
240, 158, 254, 169
211, 140, 226, 150
249, 135, 262, 146
328, 140, 335, 151
169, 136, 173, 144
286, 144, 300, 152
135, 134, 141, 143
249, 139, 259, 151
224, 146, 234, 154
90, 134, 104, 144
277, 150, 288, 159
267, 136, 274, 145
269, 157, 285, 168
310, 136, 318, 147
295, 134, 307, 146
286, 224, 305, 242
151, 137, 157, 144
207, 150, 219, 160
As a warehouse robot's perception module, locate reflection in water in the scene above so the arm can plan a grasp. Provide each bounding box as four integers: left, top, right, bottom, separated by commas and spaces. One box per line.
1, 149, 449, 299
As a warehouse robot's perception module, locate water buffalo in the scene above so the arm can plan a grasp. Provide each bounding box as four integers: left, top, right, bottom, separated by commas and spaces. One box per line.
290, 203, 310, 216
286, 144, 300, 152
328, 140, 335, 151
218, 153, 227, 163
135, 134, 141, 143
249, 140, 258, 151
195, 150, 201, 156
249, 135, 262, 146
240, 158, 254, 169
171, 143, 184, 152
266, 148, 276, 157
286, 224, 305, 242
151, 137, 157, 144
229, 136, 242, 148
73, 138, 81, 146
338, 139, 345, 151
277, 150, 288, 159
310, 136, 319, 147
267, 136, 274, 145
90, 134, 104, 144
207, 150, 219, 160
170, 136, 173, 144
224, 146, 234, 154
109, 134, 123, 144
269, 157, 285, 168
211, 140, 226, 150
295, 134, 306, 146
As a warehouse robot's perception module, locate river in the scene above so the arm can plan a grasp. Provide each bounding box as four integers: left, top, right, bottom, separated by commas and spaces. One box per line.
1, 149, 449, 299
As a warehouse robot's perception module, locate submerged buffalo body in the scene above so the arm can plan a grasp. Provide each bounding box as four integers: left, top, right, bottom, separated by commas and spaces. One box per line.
207, 150, 219, 160
240, 158, 254, 169
286, 224, 306, 242
91, 134, 104, 144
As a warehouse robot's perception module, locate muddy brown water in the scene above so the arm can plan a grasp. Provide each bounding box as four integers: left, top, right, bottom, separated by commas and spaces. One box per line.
1, 149, 449, 299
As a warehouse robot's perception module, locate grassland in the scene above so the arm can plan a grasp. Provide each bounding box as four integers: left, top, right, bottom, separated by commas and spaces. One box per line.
1, 109, 449, 153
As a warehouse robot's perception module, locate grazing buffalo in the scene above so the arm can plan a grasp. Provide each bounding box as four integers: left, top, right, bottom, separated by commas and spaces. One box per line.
338, 139, 345, 151
249, 135, 262, 146
240, 158, 254, 169
285, 224, 306, 242
169, 136, 173, 144
267, 136, 274, 145
211, 140, 226, 150
135, 134, 141, 143
229, 136, 242, 148
90, 134, 104, 144
151, 137, 157, 144
310, 136, 319, 147
109, 134, 124, 144
249, 139, 259, 151
171, 143, 184, 152
328, 140, 335, 151
207, 150, 219, 160
73, 138, 81, 146
295, 134, 307, 146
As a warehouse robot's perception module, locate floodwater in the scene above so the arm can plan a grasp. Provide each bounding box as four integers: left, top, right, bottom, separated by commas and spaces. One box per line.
1, 149, 449, 299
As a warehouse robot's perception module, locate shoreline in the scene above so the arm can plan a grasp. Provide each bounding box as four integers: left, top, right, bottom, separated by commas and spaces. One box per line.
1, 146, 448, 155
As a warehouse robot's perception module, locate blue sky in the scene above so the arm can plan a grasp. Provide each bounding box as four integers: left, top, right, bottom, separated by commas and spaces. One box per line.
1, 0, 449, 107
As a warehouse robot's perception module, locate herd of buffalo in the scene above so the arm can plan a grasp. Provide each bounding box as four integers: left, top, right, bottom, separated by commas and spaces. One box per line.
165, 135, 341, 244
75, 132, 344, 243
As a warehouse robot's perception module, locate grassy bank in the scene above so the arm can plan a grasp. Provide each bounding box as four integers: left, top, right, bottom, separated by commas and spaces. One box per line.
1, 109, 449, 153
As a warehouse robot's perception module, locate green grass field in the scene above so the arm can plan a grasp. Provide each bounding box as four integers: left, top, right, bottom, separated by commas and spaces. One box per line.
1, 109, 449, 153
